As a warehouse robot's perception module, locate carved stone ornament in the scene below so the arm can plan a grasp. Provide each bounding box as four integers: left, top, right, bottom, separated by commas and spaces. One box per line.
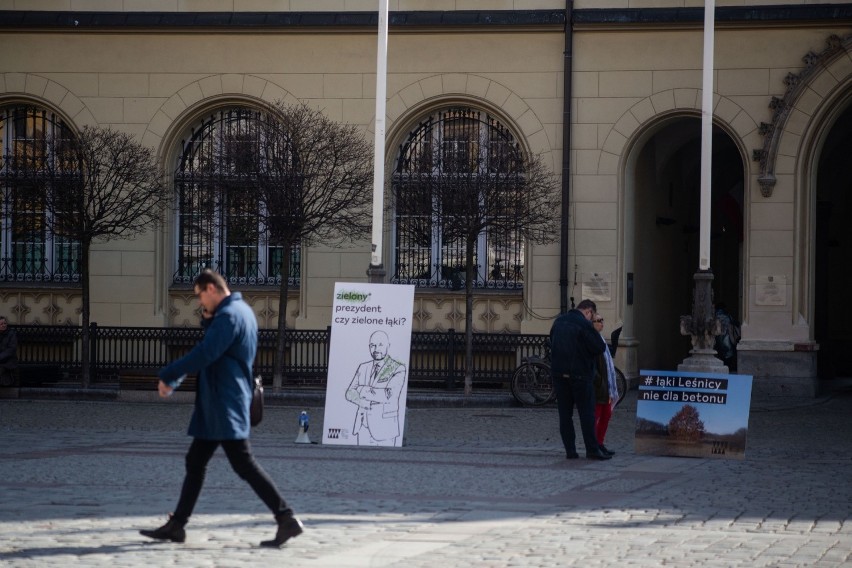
753, 34, 852, 198
679, 270, 727, 373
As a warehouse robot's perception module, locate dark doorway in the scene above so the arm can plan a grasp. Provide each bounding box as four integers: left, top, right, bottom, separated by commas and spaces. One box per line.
815, 103, 852, 380
633, 119, 744, 371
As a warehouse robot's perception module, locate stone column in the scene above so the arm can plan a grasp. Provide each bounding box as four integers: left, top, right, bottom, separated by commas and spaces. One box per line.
367, 264, 386, 284
678, 269, 727, 373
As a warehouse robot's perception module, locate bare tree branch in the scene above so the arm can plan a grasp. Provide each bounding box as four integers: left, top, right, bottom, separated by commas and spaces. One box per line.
393, 137, 561, 395
223, 101, 374, 388
40, 126, 170, 387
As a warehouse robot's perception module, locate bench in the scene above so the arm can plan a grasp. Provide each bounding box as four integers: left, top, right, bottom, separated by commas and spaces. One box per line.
6, 364, 65, 387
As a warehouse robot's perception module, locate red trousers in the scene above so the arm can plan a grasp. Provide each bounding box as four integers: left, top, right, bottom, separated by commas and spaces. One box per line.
594, 402, 613, 445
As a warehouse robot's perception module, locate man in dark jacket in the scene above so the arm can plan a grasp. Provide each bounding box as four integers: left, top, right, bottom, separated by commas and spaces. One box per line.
549, 299, 611, 460
139, 269, 303, 548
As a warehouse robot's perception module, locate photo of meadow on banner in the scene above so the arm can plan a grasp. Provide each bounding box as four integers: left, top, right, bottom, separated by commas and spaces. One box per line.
635, 371, 753, 460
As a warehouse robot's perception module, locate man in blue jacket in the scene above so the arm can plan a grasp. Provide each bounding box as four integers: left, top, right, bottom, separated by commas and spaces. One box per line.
139, 269, 303, 547
550, 299, 611, 460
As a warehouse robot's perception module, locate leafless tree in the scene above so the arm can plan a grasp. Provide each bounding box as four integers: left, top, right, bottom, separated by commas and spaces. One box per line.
393, 138, 560, 395
225, 102, 374, 389
41, 126, 170, 387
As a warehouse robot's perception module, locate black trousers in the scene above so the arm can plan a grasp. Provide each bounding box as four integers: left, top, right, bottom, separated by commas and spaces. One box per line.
552, 376, 600, 456
173, 438, 291, 523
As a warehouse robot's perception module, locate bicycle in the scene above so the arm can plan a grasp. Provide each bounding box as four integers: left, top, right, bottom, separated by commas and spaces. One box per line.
510, 356, 628, 408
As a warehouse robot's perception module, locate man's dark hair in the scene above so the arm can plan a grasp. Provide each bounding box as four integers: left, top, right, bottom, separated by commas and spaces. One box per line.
194, 269, 229, 293
576, 299, 597, 312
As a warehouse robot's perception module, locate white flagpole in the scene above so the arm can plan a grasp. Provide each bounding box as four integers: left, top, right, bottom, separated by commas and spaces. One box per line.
699, 0, 715, 271
370, 0, 389, 275
678, 0, 724, 373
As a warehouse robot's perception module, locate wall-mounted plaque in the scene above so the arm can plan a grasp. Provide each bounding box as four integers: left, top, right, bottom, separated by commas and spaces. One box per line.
582, 272, 611, 302
755, 275, 786, 306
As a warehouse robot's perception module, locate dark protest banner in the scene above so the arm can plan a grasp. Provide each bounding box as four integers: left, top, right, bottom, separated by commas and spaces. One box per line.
636, 370, 753, 459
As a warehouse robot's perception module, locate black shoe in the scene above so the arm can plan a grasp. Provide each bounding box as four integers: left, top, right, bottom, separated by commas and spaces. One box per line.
566, 452, 579, 459
260, 515, 304, 548
140, 514, 186, 543
586, 448, 612, 460
599, 444, 615, 456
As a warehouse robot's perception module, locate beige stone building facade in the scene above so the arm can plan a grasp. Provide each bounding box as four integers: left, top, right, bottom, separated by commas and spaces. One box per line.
1, 1, 851, 395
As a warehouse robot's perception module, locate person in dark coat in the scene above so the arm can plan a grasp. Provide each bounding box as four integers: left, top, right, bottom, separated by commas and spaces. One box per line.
714, 303, 739, 371
592, 315, 618, 456
0, 316, 17, 387
549, 299, 611, 460
139, 269, 302, 548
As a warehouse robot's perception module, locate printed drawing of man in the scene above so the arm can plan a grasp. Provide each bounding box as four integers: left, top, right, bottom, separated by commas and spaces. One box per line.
345, 330, 407, 446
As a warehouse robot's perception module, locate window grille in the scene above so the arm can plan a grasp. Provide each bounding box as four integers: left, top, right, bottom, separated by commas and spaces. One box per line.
392, 108, 524, 290
173, 107, 300, 287
0, 105, 81, 283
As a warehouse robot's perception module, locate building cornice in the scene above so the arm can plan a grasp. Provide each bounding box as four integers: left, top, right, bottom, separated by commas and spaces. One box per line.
2, 6, 850, 33
574, 5, 852, 29
0, 10, 565, 32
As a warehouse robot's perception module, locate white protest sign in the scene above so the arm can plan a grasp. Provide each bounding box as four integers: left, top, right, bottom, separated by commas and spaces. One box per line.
322, 282, 415, 447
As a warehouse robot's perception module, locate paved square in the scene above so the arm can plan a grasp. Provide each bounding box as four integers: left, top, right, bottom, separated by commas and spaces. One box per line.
1, 391, 850, 567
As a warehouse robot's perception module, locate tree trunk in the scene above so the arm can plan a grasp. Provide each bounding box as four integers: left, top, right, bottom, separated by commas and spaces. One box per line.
463, 237, 476, 396
272, 244, 292, 390
80, 240, 91, 388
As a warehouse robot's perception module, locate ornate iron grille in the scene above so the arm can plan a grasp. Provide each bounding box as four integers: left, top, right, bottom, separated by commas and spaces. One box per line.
173, 107, 300, 287
0, 105, 81, 283
12, 323, 549, 390
391, 108, 524, 290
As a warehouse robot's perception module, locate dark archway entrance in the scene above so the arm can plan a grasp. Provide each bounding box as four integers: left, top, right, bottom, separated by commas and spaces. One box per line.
633, 119, 744, 371
815, 103, 852, 381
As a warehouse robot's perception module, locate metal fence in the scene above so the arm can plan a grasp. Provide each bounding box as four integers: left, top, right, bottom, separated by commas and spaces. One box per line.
11, 324, 549, 390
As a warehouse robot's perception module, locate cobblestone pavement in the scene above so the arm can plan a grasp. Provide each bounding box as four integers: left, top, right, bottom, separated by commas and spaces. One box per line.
0, 389, 850, 567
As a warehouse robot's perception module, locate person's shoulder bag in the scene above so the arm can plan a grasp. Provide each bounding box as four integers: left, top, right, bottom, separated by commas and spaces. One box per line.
250, 376, 264, 427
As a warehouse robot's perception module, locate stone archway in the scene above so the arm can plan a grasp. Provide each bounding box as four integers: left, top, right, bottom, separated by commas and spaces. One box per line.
146, 74, 299, 160
383, 75, 556, 333
814, 101, 852, 381
0, 72, 96, 128
753, 33, 852, 390
629, 118, 745, 372
146, 76, 299, 321
602, 90, 755, 376
384, 73, 554, 160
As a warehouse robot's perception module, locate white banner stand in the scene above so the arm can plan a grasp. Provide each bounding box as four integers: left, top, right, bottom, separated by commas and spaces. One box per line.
322, 283, 415, 447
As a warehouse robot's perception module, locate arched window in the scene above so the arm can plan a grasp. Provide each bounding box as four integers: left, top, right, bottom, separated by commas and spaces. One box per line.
173, 107, 300, 287
0, 105, 81, 283
392, 108, 524, 290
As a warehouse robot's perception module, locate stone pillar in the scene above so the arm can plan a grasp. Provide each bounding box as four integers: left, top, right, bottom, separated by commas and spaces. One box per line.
367, 264, 386, 284
678, 269, 727, 373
